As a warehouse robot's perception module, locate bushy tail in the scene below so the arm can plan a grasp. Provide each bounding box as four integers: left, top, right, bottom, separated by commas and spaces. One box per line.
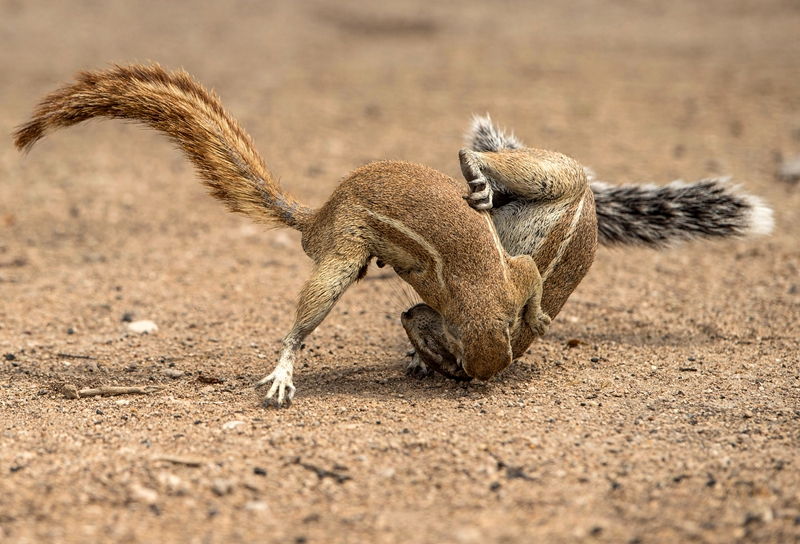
13, 63, 311, 229
591, 179, 774, 247
466, 114, 774, 248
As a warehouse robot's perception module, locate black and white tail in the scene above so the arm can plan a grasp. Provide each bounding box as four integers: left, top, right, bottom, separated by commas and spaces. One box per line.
467, 115, 774, 248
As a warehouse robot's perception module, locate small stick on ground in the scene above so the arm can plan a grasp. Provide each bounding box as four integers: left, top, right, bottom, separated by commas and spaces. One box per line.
57, 353, 96, 360
61, 384, 164, 399
152, 454, 205, 467
294, 457, 351, 483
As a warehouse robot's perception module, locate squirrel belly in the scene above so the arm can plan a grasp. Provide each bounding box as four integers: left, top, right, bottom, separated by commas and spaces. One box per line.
14, 63, 548, 405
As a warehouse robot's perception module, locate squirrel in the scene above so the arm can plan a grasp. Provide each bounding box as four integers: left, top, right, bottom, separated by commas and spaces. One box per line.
402, 115, 775, 378
12, 63, 552, 406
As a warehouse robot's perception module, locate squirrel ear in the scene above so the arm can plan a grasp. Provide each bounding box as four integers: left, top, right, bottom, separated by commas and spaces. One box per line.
466, 114, 524, 152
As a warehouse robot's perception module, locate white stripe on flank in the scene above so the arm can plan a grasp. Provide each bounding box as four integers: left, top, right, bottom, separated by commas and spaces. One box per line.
362, 208, 446, 290
482, 212, 508, 281
531, 203, 567, 256
541, 193, 585, 282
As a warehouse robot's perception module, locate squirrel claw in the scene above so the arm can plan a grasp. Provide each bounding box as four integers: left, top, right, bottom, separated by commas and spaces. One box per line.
528, 311, 551, 337
256, 365, 296, 408
405, 352, 433, 379
465, 195, 494, 211
464, 177, 494, 210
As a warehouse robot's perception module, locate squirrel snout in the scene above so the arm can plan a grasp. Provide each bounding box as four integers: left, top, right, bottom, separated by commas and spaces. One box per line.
400, 303, 428, 325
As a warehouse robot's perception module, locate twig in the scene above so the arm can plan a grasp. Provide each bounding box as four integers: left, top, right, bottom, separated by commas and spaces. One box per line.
61, 384, 164, 399
152, 454, 205, 467
57, 353, 96, 360
294, 458, 351, 483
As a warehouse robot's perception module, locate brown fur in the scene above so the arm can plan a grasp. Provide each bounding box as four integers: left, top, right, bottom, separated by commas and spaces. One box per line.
403, 147, 597, 373
405, 114, 771, 379
13, 63, 550, 405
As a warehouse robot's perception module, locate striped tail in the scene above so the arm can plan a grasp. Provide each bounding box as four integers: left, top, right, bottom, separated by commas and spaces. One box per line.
591, 179, 773, 247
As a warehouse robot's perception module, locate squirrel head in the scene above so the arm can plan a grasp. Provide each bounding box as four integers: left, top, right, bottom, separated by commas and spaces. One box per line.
448, 319, 514, 381
444, 254, 539, 381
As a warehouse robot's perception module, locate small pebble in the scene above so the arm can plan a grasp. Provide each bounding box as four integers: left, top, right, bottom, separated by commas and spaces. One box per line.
164, 368, 184, 379
779, 155, 800, 183
157, 472, 189, 496
126, 320, 158, 334
244, 500, 269, 511
62, 384, 80, 399
130, 484, 159, 505
254, 467, 267, 476
211, 478, 234, 496
222, 420, 245, 430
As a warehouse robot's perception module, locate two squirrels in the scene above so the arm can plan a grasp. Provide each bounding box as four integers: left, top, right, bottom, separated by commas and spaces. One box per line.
13, 64, 773, 406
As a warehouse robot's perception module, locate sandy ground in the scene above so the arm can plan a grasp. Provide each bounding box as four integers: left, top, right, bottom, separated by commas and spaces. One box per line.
1, 0, 800, 542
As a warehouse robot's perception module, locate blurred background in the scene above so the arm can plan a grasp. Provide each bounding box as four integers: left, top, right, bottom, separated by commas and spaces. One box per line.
3, 0, 799, 200
3, 0, 799, 323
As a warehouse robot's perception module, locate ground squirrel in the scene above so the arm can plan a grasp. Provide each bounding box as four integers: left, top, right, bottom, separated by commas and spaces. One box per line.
13, 64, 551, 406
402, 116, 774, 378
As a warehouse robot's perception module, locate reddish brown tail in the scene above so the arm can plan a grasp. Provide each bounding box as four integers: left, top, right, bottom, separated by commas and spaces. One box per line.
14, 63, 311, 229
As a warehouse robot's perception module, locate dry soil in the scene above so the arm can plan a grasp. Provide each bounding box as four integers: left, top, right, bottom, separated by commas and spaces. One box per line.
1, 1, 800, 542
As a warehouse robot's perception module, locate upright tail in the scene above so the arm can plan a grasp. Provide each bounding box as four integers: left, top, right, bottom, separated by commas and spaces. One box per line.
590, 179, 774, 248
466, 114, 774, 248
13, 63, 311, 229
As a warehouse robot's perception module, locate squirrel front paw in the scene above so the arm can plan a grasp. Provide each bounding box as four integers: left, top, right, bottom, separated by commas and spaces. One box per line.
526, 309, 551, 337
405, 349, 433, 378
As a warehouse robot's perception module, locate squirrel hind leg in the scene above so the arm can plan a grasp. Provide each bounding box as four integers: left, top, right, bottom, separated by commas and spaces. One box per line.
257, 253, 369, 407
459, 148, 494, 210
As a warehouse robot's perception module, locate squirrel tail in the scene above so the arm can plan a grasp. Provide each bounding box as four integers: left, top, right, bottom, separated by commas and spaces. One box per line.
591, 178, 774, 247
13, 63, 311, 229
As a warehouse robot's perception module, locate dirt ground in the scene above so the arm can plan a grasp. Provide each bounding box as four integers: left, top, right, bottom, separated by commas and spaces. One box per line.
1, 0, 799, 542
